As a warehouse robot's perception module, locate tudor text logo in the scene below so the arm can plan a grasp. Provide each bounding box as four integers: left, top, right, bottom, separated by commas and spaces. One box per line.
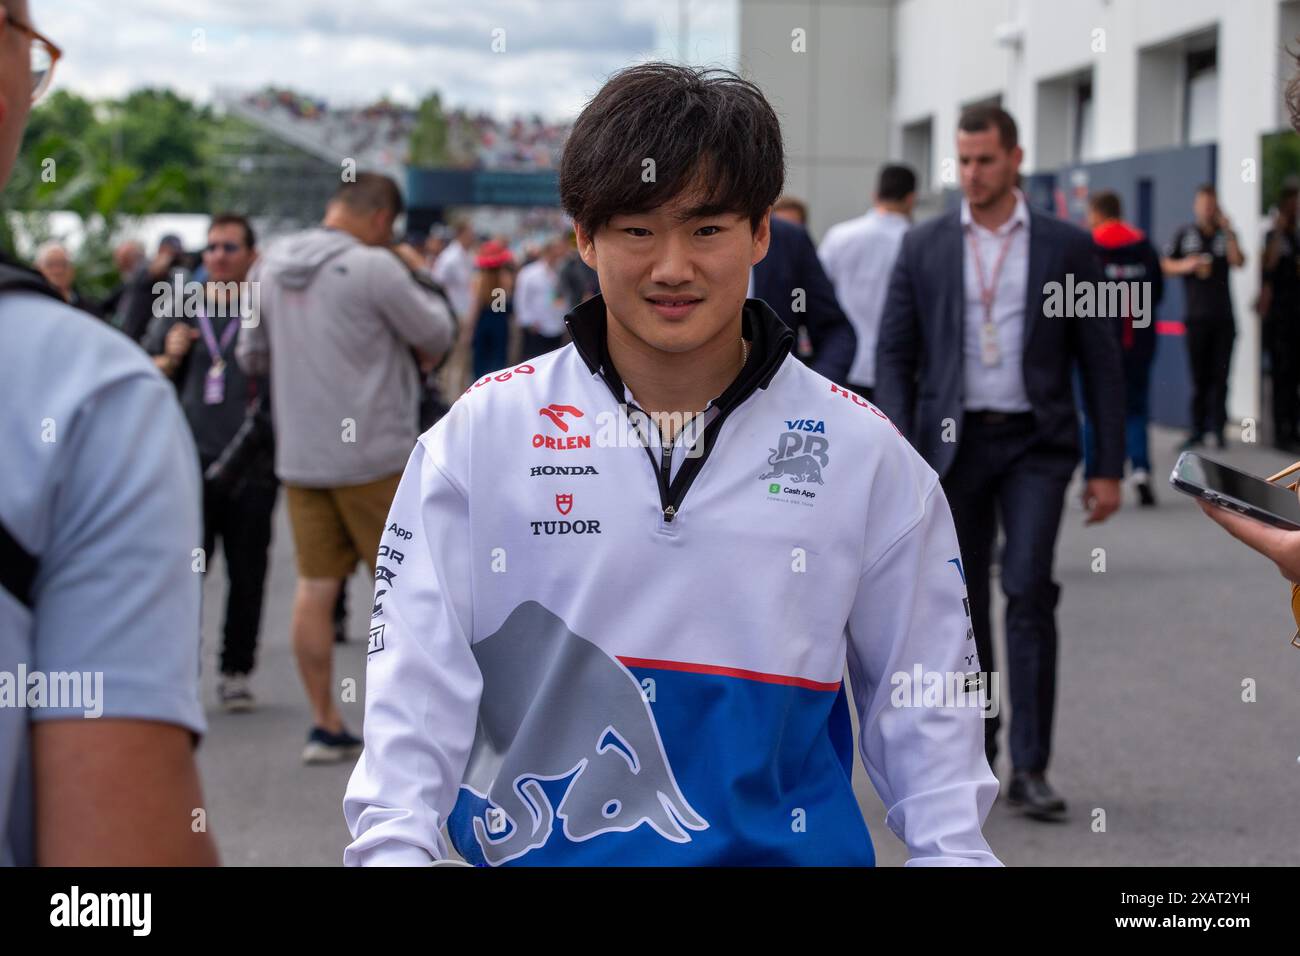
531, 491, 601, 536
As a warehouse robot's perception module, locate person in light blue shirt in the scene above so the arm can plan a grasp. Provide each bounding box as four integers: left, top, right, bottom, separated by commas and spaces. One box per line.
0, 0, 215, 865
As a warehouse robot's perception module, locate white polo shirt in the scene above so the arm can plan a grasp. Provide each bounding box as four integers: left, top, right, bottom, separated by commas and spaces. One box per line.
819, 208, 911, 388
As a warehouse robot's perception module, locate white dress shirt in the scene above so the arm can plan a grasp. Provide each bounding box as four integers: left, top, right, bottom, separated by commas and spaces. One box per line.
432, 241, 474, 319
818, 208, 911, 388
515, 259, 566, 337
961, 188, 1032, 412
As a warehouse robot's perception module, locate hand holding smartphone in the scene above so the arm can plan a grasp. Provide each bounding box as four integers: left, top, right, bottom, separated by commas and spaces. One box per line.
1171, 451, 1300, 530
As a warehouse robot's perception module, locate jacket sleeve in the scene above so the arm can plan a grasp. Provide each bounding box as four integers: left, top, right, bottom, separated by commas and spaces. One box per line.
845, 464, 1001, 866
873, 232, 922, 438
343, 426, 481, 865
371, 253, 457, 357
1067, 229, 1126, 479
795, 226, 856, 383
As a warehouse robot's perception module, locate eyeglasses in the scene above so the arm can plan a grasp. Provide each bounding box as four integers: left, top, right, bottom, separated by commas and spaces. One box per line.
205, 242, 246, 255
1, 9, 61, 103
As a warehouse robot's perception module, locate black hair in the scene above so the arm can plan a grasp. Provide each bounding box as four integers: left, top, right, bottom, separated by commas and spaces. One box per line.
958, 104, 1019, 151
209, 212, 256, 249
1088, 190, 1122, 220
331, 172, 404, 216
559, 62, 785, 237
876, 164, 916, 201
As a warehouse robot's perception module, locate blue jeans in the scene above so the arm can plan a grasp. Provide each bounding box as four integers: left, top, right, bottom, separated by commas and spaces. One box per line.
1083, 353, 1152, 475
472, 310, 509, 380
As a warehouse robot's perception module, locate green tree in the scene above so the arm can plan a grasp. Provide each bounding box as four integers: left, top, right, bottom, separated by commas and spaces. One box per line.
2, 87, 230, 298
408, 92, 449, 168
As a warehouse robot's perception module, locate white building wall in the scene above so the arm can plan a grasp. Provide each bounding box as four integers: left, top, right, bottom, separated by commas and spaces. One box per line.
887, 0, 1291, 421
739, 0, 892, 237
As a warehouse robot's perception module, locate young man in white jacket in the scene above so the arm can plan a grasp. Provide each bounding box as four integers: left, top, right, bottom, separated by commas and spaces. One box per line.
344, 62, 1001, 866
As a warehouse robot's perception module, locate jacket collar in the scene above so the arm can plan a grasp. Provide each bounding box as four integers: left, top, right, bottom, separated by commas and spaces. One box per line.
564, 294, 795, 412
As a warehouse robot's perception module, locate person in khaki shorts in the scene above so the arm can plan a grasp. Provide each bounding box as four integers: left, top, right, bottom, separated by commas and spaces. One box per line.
285, 477, 400, 580
237, 173, 454, 764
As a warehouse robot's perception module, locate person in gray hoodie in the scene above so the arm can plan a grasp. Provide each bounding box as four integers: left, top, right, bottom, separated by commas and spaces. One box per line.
237, 172, 455, 764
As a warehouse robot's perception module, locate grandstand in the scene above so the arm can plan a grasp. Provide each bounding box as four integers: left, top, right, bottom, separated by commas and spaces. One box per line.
219, 86, 570, 181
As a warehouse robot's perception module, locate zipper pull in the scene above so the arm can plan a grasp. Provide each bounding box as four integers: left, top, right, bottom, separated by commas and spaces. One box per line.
663, 505, 676, 523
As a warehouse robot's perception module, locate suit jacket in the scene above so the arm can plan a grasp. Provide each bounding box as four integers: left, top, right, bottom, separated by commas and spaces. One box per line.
752, 216, 856, 383
874, 206, 1125, 480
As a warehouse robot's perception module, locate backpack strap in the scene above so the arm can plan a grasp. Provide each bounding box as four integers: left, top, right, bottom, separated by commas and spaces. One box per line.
0, 517, 36, 609
0, 252, 59, 607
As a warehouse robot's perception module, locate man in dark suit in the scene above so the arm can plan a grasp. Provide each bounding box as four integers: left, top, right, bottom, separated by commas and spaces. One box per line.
752, 214, 856, 383
875, 106, 1124, 820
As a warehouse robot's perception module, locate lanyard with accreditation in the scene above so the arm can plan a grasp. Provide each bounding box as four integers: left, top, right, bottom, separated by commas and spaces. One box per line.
197, 307, 239, 405
967, 219, 1023, 368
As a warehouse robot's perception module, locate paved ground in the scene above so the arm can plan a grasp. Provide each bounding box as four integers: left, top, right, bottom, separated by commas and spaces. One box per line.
197, 424, 1300, 865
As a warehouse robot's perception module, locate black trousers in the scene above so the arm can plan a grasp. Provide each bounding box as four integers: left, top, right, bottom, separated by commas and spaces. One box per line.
942, 413, 1076, 773
1267, 316, 1300, 443
202, 477, 278, 676
1184, 318, 1235, 439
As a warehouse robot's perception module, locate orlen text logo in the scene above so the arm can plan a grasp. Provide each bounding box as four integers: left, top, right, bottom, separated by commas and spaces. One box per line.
534, 404, 591, 451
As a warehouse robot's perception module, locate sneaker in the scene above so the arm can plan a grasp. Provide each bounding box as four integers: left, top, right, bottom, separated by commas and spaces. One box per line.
217, 673, 255, 713
1131, 469, 1156, 507
302, 726, 363, 765
1179, 433, 1204, 451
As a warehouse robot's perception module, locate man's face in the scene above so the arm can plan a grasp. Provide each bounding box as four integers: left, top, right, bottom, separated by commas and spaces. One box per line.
1194, 191, 1218, 225
38, 248, 72, 292
113, 243, 139, 274
576, 194, 770, 356
0, 0, 34, 190
203, 223, 254, 283
957, 127, 1022, 209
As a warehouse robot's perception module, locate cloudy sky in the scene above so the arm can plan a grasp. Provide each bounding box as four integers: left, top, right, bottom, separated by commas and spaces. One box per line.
44, 0, 740, 120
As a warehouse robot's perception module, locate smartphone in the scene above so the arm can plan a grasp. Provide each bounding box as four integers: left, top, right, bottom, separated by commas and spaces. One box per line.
1169, 451, 1300, 531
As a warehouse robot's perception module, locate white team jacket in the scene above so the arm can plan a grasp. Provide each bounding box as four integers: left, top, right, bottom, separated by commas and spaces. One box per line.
343, 295, 1001, 866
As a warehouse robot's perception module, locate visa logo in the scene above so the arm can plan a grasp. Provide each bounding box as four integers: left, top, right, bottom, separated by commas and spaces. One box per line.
784, 419, 826, 433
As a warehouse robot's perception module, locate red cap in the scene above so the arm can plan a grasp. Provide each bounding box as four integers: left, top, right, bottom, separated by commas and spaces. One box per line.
475, 240, 513, 269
